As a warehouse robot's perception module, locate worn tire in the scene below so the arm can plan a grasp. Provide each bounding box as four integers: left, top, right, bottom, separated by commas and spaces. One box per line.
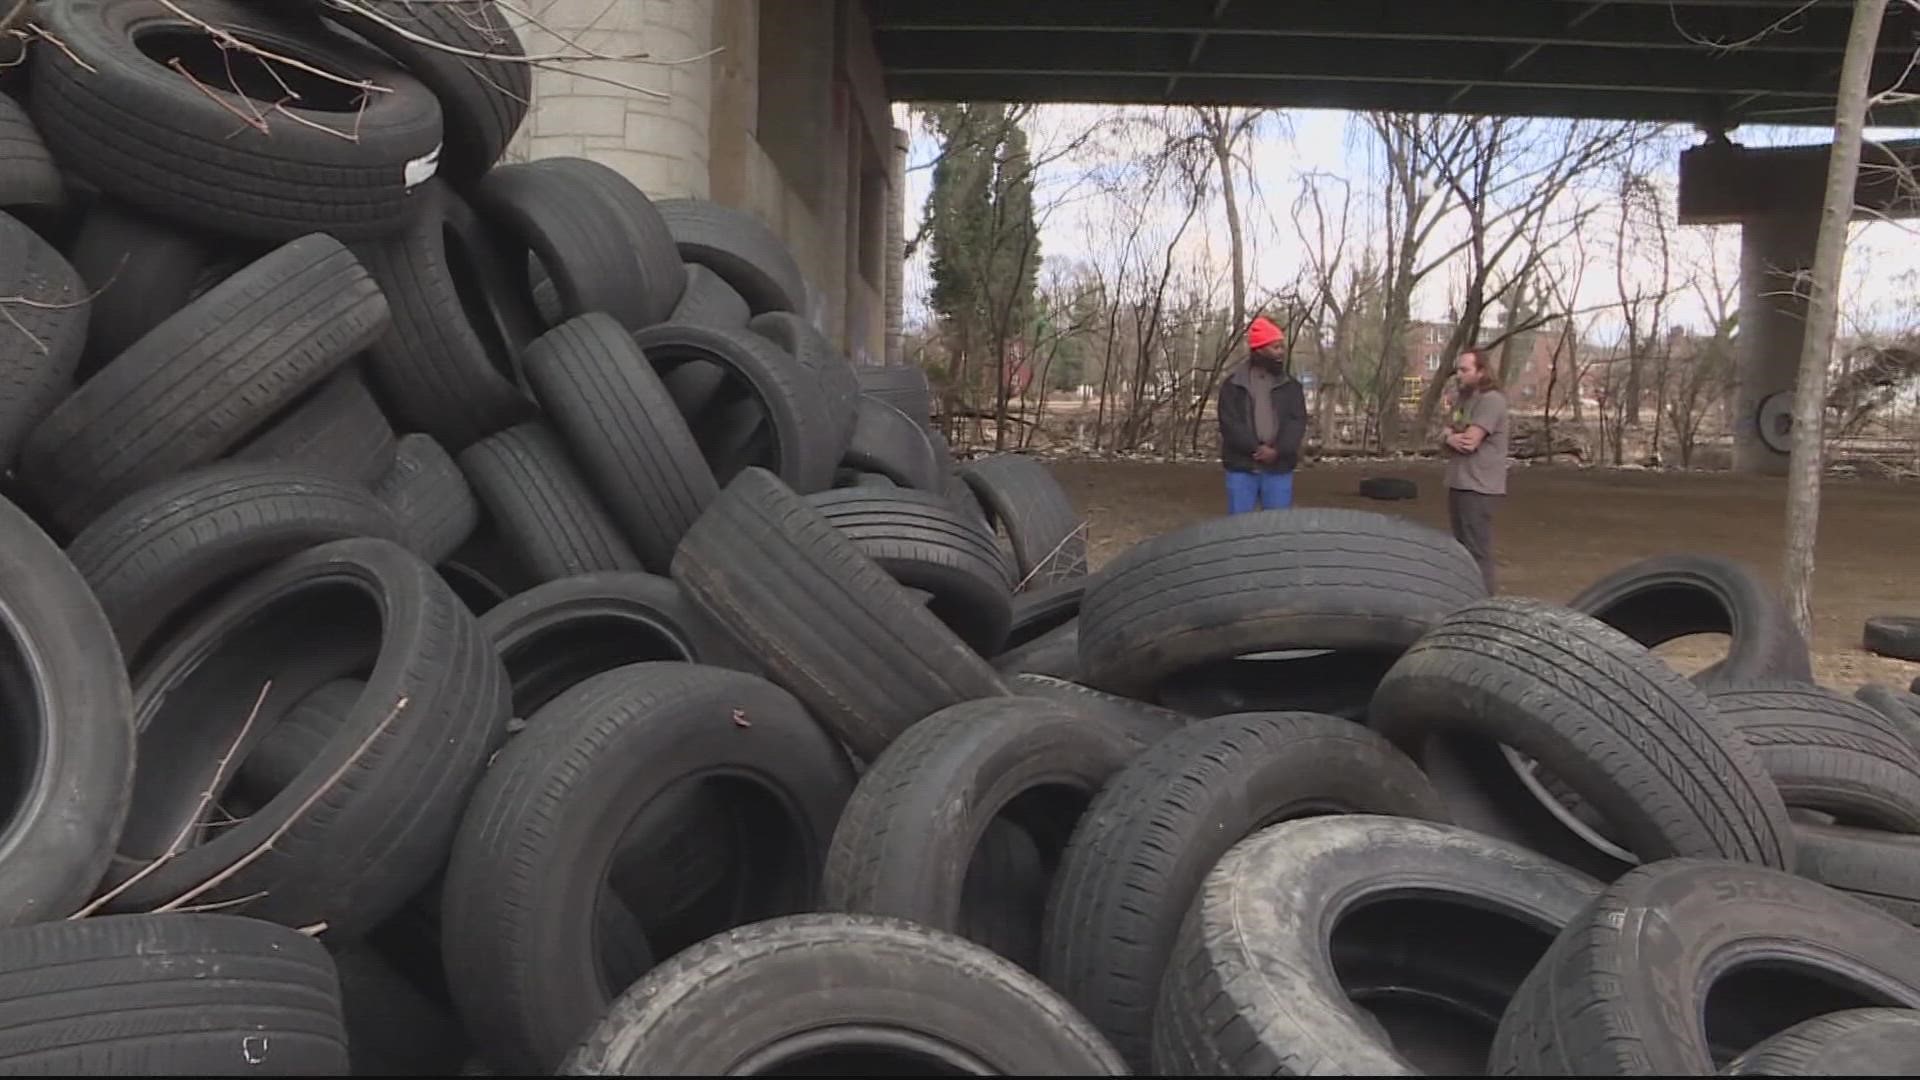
1079, 507, 1482, 699
1045, 714, 1449, 1068
1370, 597, 1794, 878
526, 157, 685, 326
1491, 858, 1920, 1075
844, 393, 943, 492
478, 571, 752, 717
0, 913, 348, 1073
957, 453, 1088, 589
475, 163, 650, 331
65, 202, 239, 377
352, 180, 533, 450
1568, 553, 1814, 687
442, 662, 855, 1074
1727, 1008, 1920, 1075
854, 364, 934, 425
458, 422, 642, 582
1858, 683, 1920, 750
671, 468, 1008, 760
34, 0, 445, 240
1795, 822, 1920, 925
1005, 577, 1086, 649
311, 0, 529, 183
330, 944, 472, 1077
563, 914, 1125, 1075
522, 314, 718, 572
1358, 475, 1418, 500
655, 198, 806, 315
994, 619, 1081, 680
631, 321, 837, 495
1007, 672, 1190, 752
0, 493, 133, 926
749, 310, 861, 454
21, 233, 389, 533
1711, 683, 1920, 831
1153, 815, 1599, 1076
65, 461, 407, 665
806, 486, 1015, 655
667, 263, 750, 329
822, 696, 1137, 969
1156, 648, 1397, 721
230, 365, 398, 485
1866, 615, 1920, 662
100, 537, 511, 934
376, 434, 478, 566
0, 94, 61, 212
0, 210, 87, 470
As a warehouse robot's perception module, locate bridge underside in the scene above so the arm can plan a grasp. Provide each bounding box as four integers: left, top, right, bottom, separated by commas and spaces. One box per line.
872, 0, 1920, 129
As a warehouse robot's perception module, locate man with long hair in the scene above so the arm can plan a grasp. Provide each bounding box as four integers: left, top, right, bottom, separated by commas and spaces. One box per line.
1218, 315, 1307, 513
1442, 347, 1509, 592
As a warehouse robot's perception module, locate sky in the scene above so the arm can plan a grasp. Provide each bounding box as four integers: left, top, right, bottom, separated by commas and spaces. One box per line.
896, 103, 1920, 345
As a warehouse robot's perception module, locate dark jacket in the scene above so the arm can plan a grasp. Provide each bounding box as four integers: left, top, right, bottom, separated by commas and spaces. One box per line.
1218, 361, 1307, 473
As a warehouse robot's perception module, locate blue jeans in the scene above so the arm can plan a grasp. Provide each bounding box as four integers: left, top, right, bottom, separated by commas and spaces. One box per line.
1225, 470, 1294, 514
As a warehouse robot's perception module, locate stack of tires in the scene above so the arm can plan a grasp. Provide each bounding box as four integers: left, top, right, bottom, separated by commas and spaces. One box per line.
3, 2, 1920, 1076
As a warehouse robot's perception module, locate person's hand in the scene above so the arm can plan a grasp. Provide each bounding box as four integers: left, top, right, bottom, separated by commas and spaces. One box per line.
1253, 445, 1278, 465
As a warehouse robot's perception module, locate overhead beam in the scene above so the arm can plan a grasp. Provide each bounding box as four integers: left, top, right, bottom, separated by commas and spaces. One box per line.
1678, 137, 1920, 222
869, 0, 1914, 55
877, 33, 1920, 99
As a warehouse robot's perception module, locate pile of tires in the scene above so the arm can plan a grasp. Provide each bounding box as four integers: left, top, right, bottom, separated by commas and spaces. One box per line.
4, 3, 1920, 1076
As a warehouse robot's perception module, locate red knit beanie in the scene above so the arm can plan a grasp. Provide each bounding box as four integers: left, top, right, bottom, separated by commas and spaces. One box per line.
1247, 316, 1283, 351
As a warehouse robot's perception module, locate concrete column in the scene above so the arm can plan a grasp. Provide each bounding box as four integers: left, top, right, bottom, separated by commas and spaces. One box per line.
1733, 212, 1820, 475
509, 0, 715, 198
885, 125, 908, 367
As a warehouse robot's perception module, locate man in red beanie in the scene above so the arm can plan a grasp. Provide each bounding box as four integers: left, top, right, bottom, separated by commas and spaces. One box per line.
1217, 315, 1307, 513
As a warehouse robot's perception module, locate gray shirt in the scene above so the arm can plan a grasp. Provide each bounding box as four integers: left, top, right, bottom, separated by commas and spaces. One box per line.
1247, 363, 1278, 444
1445, 388, 1510, 495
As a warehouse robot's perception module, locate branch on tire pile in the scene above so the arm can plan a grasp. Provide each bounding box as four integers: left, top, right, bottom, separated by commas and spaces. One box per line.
0, 274, 113, 356
1013, 520, 1090, 593
11, 24, 92, 73
70, 680, 274, 919
150, 694, 411, 917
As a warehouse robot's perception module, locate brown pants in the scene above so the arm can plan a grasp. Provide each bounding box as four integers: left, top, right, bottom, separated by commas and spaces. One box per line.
1448, 488, 1501, 594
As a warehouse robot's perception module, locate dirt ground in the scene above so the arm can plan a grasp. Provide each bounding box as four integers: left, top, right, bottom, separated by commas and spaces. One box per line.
1047, 457, 1920, 694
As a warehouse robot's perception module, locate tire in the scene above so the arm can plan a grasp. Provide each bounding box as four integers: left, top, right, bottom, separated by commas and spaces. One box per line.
1490, 858, 1920, 1075
854, 364, 934, 425
1005, 578, 1085, 649
1795, 822, 1920, 925
1866, 615, 1920, 662
458, 422, 643, 582
21, 233, 390, 534
99, 537, 511, 935
1727, 1009, 1920, 1075
1152, 815, 1600, 1076
376, 433, 478, 566
1369, 597, 1794, 878
34, 0, 445, 240
310, 0, 529, 183
668, 263, 750, 329
478, 571, 754, 717
0, 492, 132, 926
352, 180, 534, 450
655, 198, 806, 314
331, 945, 473, 1077
526, 158, 684, 326
521, 313, 718, 572
994, 619, 1080, 680
65, 202, 242, 377
961, 454, 1089, 590
0, 913, 348, 1073
1567, 553, 1814, 687
844, 393, 943, 491
441, 662, 856, 1074
1077, 507, 1482, 699
0, 210, 87, 469
671, 468, 1009, 760
1710, 683, 1920, 831
1858, 682, 1920, 747
631, 321, 838, 495
563, 914, 1126, 1075
821, 696, 1138, 970
1007, 672, 1190, 752
749, 310, 861, 455
65, 461, 407, 665
231, 679, 358, 808
0, 93, 61, 211
1359, 475, 1417, 500
805, 487, 1015, 656
1045, 714, 1450, 1069
230, 365, 398, 485
474, 162, 650, 332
